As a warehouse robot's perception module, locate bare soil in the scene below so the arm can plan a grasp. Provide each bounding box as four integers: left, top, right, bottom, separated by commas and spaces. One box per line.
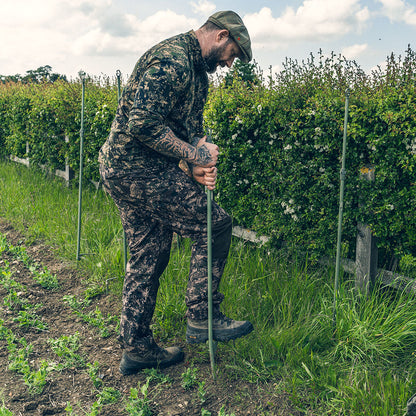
0, 218, 301, 416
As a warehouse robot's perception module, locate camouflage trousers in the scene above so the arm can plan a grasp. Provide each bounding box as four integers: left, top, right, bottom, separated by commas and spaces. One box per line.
99, 161, 232, 351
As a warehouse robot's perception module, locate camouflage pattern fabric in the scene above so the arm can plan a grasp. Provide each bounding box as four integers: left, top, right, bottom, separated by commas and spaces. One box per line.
100, 162, 231, 350
98, 30, 208, 172
98, 30, 232, 351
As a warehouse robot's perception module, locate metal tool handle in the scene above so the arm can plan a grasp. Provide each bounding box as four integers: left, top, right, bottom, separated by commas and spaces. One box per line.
205, 130, 216, 379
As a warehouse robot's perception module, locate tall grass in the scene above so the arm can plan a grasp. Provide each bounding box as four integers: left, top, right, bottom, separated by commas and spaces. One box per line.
0, 161, 125, 284
1, 160, 416, 415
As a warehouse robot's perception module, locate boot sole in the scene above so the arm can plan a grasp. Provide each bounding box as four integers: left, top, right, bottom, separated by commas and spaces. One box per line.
119, 350, 184, 375
186, 321, 254, 344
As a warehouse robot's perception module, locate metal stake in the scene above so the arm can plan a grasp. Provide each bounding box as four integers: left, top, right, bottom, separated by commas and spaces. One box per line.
207, 186, 216, 379
76, 71, 86, 261
333, 89, 350, 328
206, 132, 216, 380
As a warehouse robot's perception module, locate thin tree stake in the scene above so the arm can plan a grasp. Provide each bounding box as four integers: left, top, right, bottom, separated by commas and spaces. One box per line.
207, 186, 216, 379
206, 131, 216, 380
333, 89, 350, 329
76, 71, 86, 261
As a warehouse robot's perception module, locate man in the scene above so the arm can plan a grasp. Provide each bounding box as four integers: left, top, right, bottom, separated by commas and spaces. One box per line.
98, 10, 254, 375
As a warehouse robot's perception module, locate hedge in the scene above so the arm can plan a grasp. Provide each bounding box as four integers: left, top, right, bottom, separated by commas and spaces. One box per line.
0, 48, 415, 272
204, 49, 416, 271
0, 76, 117, 182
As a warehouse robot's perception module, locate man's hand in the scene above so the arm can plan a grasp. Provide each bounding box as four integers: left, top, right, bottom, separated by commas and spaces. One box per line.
194, 136, 218, 167
192, 166, 217, 190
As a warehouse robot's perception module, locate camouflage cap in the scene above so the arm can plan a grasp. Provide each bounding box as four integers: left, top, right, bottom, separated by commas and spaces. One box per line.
208, 10, 252, 63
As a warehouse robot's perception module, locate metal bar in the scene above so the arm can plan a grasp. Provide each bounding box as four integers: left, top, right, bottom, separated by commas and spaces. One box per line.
76, 71, 86, 261
333, 89, 350, 328
207, 187, 215, 378
206, 131, 216, 379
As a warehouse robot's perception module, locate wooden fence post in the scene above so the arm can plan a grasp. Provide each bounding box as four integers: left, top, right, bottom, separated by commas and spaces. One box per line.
355, 165, 378, 294
10, 141, 30, 167
55, 135, 74, 186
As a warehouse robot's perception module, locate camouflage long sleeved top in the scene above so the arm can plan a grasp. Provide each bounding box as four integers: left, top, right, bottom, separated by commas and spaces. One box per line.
98, 30, 209, 171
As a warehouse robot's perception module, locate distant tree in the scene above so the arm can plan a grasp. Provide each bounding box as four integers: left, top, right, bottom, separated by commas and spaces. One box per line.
0, 65, 67, 84
223, 60, 261, 87
0, 74, 21, 83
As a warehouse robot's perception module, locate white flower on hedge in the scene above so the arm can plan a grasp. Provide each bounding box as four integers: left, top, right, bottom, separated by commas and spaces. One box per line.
407, 138, 416, 155
235, 115, 243, 124
231, 134, 237, 141
257, 104, 262, 113
284, 144, 292, 151
387, 204, 394, 210
281, 201, 295, 215
314, 144, 329, 153
315, 127, 322, 135
269, 140, 274, 145
254, 129, 258, 136
319, 167, 325, 173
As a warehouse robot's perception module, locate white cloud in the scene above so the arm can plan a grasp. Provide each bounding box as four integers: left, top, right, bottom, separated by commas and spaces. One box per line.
341, 43, 368, 59
190, 0, 216, 16
73, 9, 197, 56
0, 0, 199, 76
377, 0, 416, 25
139, 10, 195, 35
244, 0, 370, 50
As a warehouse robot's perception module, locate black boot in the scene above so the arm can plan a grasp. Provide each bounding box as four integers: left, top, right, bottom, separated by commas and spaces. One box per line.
119, 337, 184, 375
186, 312, 253, 344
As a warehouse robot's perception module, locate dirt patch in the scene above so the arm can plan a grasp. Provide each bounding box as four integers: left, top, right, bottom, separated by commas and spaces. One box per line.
0, 218, 300, 416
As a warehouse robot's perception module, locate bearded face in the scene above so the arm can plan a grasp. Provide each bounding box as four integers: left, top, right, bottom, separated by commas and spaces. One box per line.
203, 38, 234, 74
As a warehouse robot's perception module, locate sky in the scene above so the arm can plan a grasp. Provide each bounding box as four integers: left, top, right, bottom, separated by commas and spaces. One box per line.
1, 0, 415, 80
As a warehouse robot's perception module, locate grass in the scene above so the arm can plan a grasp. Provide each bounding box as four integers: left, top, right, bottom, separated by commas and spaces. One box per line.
1, 160, 416, 415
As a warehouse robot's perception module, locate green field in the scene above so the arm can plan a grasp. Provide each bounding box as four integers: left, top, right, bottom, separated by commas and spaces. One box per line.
1, 160, 416, 415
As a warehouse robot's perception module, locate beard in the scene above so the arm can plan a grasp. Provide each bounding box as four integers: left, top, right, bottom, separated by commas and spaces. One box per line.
204, 43, 227, 74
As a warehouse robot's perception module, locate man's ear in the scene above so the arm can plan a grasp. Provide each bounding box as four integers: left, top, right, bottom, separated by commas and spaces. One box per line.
216, 29, 230, 42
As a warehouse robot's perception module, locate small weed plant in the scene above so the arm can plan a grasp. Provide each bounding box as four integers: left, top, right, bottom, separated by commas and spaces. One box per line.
124, 379, 153, 416
1, 237, 59, 289
63, 295, 118, 338
7, 338, 53, 395
198, 381, 207, 404
86, 361, 103, 388
48, 332, 85, 369
142, 367, 172, 385
181, 366, 198, 390
0, 402, 13, 416
13, 309, 48, 331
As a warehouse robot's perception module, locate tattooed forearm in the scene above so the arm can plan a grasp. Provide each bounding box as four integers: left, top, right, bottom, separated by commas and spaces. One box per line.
142, 127, 213, 166
145, 127, 197, 160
